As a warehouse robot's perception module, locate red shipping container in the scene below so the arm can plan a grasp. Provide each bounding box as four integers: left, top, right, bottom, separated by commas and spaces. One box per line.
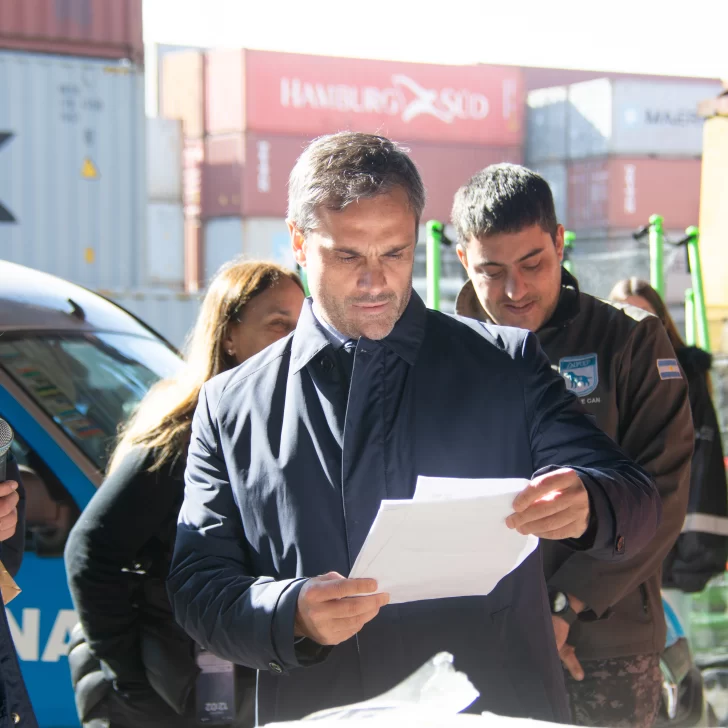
182, 137, 204, 219
199, 132, 521, 222
203, 49, 525, 146
0, 0, 143, 64
567, 157, 702, 232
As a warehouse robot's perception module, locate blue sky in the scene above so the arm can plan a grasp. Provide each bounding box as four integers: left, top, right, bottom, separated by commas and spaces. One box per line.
143, 0, 725, 79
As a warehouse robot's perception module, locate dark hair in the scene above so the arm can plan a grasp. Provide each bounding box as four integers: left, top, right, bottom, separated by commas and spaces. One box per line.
451, 163, 558, 245
287, 132, 426, 234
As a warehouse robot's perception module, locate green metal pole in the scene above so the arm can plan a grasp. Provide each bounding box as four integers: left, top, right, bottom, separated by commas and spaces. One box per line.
563, 231, 575, 275
649, 214, 665, 298
426, 220, 443, 311
686, 226, 711, 352
298, 266, 310, 297
685, 289, 696, 346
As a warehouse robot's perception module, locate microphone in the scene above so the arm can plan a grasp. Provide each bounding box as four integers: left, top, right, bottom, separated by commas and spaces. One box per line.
0, 418, 13, 482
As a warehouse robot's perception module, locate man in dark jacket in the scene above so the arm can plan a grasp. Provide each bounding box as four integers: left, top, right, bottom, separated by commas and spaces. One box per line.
453, 164, 693, 727
0, 453, 39, 728
168, 133, 661, 726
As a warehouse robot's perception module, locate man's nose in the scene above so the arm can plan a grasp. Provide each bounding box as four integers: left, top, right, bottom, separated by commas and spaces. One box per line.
358, 260, 387, 293
505, 271, 527, 301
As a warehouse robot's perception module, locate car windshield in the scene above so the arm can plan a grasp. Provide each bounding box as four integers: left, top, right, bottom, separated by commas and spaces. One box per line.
0, 332, 182, 471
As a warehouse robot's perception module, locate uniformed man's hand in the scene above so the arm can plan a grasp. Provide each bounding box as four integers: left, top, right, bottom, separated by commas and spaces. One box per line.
506, 469, 589, 540
294, 572, 390, 646
0, 480, 19, 542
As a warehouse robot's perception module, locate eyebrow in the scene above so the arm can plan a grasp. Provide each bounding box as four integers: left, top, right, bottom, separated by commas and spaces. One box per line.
476, 247, 545, 268
331, 242, 414, 257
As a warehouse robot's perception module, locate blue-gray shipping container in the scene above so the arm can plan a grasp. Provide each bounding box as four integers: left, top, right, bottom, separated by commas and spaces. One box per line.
0, 51, 146, 290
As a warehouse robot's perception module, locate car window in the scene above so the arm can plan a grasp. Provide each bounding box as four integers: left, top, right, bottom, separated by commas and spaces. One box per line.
0, 333, 182, 471
9, 432, 80, 557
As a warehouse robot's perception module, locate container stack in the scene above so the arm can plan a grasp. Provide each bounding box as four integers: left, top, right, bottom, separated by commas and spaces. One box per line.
161, 49, 526, 305
526, 77, 722, 301
0, 0, 147, 292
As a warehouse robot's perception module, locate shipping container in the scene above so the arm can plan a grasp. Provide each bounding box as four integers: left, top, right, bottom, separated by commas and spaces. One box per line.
242, 218, 297, 269
161, 50, 204, 138
145, 42, 207, 117
567, 157, 702, 232
146, 202, 184, 287
195, 49, 525, 145
147, 116, 182, 201
107, 290, 202, 350
0, 0, 143, 64
203, 217, 243, 283
184, 216, 203, 292
0, 51, 146, 290
182, 137, 204, 219
526, 86, 568, 163
568, 78, 723, 159
529, 162, 567, 225
198, 131, 520, 222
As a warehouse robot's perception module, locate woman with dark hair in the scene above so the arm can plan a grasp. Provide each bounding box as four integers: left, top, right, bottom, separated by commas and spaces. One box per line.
65, 260, 305, 728
610, 277, 728, 594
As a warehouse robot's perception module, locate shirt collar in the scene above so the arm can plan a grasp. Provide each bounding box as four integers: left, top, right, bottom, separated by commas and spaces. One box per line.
290, 291, 427, 374
311, 303, 349, 349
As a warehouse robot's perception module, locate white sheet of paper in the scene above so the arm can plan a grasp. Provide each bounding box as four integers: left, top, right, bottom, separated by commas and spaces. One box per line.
349, 477, 538, 604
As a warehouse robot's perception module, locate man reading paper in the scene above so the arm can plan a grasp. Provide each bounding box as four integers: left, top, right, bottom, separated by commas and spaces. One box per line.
168, 132, 660, 725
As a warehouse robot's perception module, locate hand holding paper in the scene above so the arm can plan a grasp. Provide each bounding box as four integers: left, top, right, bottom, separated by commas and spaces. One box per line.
506, 468, 590, 540
349, 476, 539, 604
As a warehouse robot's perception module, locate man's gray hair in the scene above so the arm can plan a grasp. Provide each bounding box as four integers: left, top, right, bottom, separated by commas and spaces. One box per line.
287, 132, 426, 234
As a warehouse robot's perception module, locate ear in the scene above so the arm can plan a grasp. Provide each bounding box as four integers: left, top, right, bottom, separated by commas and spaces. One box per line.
456, 243, 469, 271
288, 220, 307, 267
554, 225, 565, 262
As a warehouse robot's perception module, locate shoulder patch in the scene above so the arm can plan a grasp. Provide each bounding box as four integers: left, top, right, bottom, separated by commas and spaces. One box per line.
558, 353, 599, 396
657, 358, 683, 380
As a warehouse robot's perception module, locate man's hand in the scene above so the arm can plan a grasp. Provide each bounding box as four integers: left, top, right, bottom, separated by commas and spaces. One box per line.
559, 644, 584, 681
0, 480, 19, 542
295, 572, 390, 646
506, 469, 589, 540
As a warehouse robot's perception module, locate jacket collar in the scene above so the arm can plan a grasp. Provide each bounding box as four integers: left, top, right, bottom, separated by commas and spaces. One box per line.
290, 290, 427, 374
454, 267, 582, 331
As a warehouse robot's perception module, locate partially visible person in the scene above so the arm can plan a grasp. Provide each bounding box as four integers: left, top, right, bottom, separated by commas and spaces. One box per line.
454, 164, 693, 728
0, 453, 40, 728
610, 277, 728, 594
64, 260, 305, 728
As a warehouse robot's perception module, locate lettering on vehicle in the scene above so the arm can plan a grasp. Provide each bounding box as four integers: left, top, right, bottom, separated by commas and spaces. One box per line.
6, 608, 78, 662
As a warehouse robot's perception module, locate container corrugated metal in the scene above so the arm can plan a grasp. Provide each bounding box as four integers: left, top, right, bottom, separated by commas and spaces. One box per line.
147, 116, 182, 201
567, 157, 701, 232
146, 202, 184, 286
530, 162, 567, 225
183, 137, 204, 219
184, 216, 203, 292
0, 0, 143, 64
0, 51, 146, 290
204, 217, 243, 283
201, 134, 243, 219
202, 49, 525, 145
242, 218, 297, 269
161, 51, 205, 138
145, 42, 207, 117
107, 290, 202, 350
568, 78, 723, 159
526, 86, 568, 164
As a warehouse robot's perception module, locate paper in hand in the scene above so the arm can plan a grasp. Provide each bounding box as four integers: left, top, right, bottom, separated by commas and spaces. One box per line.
348, 476, 538, 604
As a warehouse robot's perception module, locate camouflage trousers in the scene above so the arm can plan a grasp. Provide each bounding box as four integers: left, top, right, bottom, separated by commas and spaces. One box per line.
564, 654, 662, 728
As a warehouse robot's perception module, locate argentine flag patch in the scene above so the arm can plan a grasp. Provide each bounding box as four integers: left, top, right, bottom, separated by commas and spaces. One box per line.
657, 359, 682, 380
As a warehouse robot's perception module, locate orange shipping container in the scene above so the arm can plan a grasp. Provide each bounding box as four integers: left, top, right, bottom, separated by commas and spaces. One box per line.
162, 51, 205, 138
0, 0, 143, 64
567, 157, 702, 232
199, 132, 521, 222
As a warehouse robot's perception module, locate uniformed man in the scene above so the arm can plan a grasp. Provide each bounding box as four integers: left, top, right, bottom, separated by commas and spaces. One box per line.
453, 163, 694, 728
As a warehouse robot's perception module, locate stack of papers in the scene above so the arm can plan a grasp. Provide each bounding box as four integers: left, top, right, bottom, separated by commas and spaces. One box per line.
349, 477, 539, 604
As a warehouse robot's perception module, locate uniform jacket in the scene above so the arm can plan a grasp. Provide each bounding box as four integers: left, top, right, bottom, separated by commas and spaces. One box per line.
456, 270, 693, 659
169, 292, 660, 725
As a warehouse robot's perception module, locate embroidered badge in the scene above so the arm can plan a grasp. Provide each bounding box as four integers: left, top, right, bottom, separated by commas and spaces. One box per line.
558, 354, 599, 396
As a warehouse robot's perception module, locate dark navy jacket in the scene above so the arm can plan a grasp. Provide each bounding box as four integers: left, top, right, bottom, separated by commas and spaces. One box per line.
168, 293, 660, 725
